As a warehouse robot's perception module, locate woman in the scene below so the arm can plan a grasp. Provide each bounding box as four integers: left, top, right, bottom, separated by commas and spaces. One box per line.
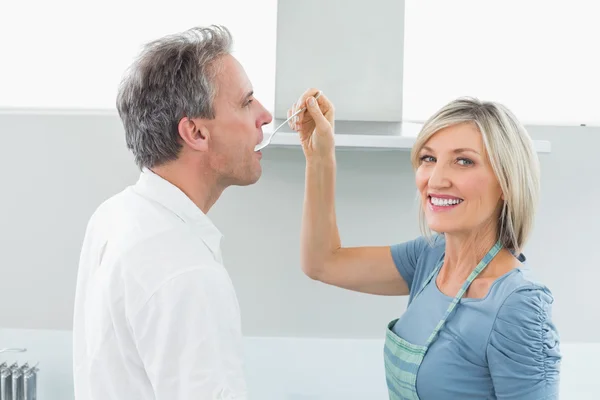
288, 89, 561, 399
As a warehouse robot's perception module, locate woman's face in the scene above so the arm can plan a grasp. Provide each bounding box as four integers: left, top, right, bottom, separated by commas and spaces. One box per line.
415, 122, 504, 235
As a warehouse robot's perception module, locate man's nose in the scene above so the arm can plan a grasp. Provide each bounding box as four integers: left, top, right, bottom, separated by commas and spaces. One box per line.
261, 108, 273, 127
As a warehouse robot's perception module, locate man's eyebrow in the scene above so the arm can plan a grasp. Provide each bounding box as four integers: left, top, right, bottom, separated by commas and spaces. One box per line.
241, 90, 254, 103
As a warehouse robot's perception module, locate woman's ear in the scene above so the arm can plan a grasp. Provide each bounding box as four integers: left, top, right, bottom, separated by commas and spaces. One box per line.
178, 117, 209, 151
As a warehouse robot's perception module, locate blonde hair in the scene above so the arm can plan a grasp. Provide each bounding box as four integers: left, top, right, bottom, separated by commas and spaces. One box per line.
410, 97, 540, 254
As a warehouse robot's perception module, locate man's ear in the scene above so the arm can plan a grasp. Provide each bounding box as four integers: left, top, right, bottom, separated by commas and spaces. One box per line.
178, 117, 209, 152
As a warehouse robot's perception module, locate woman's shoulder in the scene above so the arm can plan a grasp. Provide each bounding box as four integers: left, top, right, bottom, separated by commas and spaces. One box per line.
486, 269, 561, 397
410, 233, 446, 267
391, 233, 445, 258
492, 267, 556, 310
488, 269, 560, 354
390, 234, 445, 297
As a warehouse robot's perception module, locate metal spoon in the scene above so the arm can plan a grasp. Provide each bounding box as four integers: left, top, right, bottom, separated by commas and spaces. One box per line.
255, 91, 322, 151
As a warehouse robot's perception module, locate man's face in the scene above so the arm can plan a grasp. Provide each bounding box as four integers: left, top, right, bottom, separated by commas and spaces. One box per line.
203, 54, 272, 187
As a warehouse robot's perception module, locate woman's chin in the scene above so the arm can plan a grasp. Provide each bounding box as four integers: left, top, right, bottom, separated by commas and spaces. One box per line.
425, 218, 456, 235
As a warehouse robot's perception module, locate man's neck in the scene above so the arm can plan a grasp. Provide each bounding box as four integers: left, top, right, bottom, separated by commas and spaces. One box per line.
150, 161, 224, 214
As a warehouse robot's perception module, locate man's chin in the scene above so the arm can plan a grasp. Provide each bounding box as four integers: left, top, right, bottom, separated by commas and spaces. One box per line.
231, 170, 262, 187
246, 171, 262, 186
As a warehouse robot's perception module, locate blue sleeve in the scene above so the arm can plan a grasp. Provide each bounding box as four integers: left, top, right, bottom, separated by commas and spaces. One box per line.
390, 236, 430, 291
487, 285, 561, 399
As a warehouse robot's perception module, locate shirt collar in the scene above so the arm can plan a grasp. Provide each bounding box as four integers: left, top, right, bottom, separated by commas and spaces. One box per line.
132, 168, 223, 252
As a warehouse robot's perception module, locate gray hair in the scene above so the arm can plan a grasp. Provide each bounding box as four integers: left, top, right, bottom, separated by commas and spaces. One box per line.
116, 25, 233, 168
411, 97, 541, 254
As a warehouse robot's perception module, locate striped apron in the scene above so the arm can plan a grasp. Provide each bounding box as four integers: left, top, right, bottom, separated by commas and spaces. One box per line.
383, 240, 502, 399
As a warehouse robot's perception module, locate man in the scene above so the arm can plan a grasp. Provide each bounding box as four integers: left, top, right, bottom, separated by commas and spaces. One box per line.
72, 25, 272, 399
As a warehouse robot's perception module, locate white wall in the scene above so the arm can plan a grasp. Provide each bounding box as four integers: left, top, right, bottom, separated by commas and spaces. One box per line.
402, 0, 600, 125
5, 1, 599, 126
0, 0, 278, 112
0, 114, 598, 342
1, 108, 598, 400
0, 114, 598, 396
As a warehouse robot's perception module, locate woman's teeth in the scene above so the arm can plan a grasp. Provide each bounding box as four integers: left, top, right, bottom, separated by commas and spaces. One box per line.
430, 196, 463, 206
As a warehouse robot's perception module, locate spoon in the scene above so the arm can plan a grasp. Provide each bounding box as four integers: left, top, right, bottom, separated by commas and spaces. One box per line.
255, 91, 322, 151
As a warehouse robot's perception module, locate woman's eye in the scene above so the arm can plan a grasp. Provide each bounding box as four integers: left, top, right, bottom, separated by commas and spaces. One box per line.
420, 155, 435, 163
457, 158, 474, 166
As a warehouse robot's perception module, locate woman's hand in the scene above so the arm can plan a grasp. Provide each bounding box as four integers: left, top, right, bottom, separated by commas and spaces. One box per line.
288, 88, 335, 160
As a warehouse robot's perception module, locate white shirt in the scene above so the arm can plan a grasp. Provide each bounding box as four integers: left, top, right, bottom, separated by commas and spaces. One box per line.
73, 168, 247, 399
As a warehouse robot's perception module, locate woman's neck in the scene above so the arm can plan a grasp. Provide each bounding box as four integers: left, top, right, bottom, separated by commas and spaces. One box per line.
441, 222, 498, 279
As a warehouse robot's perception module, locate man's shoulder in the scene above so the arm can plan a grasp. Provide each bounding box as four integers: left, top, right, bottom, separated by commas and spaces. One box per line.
122, 225, 218, 272
118, 226, 226, 312
83, 181, 227, 288
87, 189, 221, 287
84, 186, 142, 238
86, 185, 212, 263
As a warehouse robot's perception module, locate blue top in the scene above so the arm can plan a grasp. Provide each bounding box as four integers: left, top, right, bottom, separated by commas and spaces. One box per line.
390, 234, 561, 399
